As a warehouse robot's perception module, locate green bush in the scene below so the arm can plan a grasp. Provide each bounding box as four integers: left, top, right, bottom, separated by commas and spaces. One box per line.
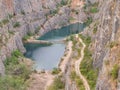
61, 0, 67, 5
93, 27, 97, 34
12, 50, 23, 57
85, 17, 93, 26
21, 10, 25, 15
13, 22, 20, 28
8, 14, 14, 19
52, 68, 61, 75
4, 50, 22, 67
35, 26, 41, 33
0, 22, 3, 27
22, 32, 34, 41
50, 9, 58, 16
2, 19, 9, 25
90, 7, 98, 13
110, 64, 119, 80
22, 35, 30, 41
109, 41, 118, 48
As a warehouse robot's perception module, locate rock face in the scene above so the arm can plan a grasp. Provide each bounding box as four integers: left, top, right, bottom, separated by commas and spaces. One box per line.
83, 0, 120, 90
0, 0, 72, 75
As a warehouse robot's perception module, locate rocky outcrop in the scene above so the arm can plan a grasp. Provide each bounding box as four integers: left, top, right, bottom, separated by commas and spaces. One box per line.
83, 0, 120, 90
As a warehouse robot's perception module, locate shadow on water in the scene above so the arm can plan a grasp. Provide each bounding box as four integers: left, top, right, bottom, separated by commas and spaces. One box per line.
24, 23, 85, 70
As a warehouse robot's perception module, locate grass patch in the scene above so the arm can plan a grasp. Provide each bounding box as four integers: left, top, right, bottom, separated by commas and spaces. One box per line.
110, 64, 119, 80
70, 71, 85, 90
90, 7, 98, 13
22, 33, 34, 41
109, 41, 118, 48
48, 76, 65, 90
93, 26, 97, 34
21, 10, 25, 15
8, 14, 14, 19
61, 0, 67, 6
2, 19, 9, 25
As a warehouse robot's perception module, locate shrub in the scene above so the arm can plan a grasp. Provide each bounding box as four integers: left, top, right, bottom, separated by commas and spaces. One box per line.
90, 7, 98, 13
2, 19, 9, 25
22, 35, 30, 41
21, 10, 25, 15
93, 27, 97, 34
35, 26, 41, 33
22, 33, 34, 41
109, 41, 118, 48
0, 22, 3, 27
52, 68, 61, 74
13, 22, 20, 28
110, 64, 119, 80
8, 30, 14, 35
61, 0, 67, 5
50, 9, 58, 16
12, 50, 23, 57
85, 17, 93, 26
8, 14, 14, 19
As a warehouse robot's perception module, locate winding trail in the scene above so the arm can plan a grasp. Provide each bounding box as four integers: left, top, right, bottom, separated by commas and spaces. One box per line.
75, 35, 90, 90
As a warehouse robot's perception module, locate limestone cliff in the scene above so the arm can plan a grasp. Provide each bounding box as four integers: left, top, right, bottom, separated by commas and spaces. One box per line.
83, 0, 120, 90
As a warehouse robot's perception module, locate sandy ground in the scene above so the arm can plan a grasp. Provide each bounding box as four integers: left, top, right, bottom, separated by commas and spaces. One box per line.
27, 72, 54, 90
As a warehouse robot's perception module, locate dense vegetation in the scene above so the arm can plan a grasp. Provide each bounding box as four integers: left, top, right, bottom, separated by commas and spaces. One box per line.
79, 34, 98, 90
0, 50, 32, 90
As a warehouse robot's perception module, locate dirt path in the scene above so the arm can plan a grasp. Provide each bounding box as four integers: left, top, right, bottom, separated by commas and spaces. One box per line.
75, 35, 90, 90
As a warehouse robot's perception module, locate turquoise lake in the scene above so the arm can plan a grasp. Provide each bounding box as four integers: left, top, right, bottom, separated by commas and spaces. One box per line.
24, 23, 85, 70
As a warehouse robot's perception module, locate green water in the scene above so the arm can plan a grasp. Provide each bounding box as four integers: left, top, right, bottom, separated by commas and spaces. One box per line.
24, 23, 85, 70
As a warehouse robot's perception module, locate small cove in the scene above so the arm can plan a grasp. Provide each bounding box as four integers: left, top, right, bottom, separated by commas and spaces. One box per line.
24, 23, 85, 71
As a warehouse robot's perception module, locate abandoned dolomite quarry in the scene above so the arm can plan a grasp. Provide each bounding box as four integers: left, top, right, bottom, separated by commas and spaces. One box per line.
0, 0, 120, 90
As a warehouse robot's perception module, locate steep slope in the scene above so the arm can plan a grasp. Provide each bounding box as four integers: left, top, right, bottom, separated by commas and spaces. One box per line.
83, 0, 120, 90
